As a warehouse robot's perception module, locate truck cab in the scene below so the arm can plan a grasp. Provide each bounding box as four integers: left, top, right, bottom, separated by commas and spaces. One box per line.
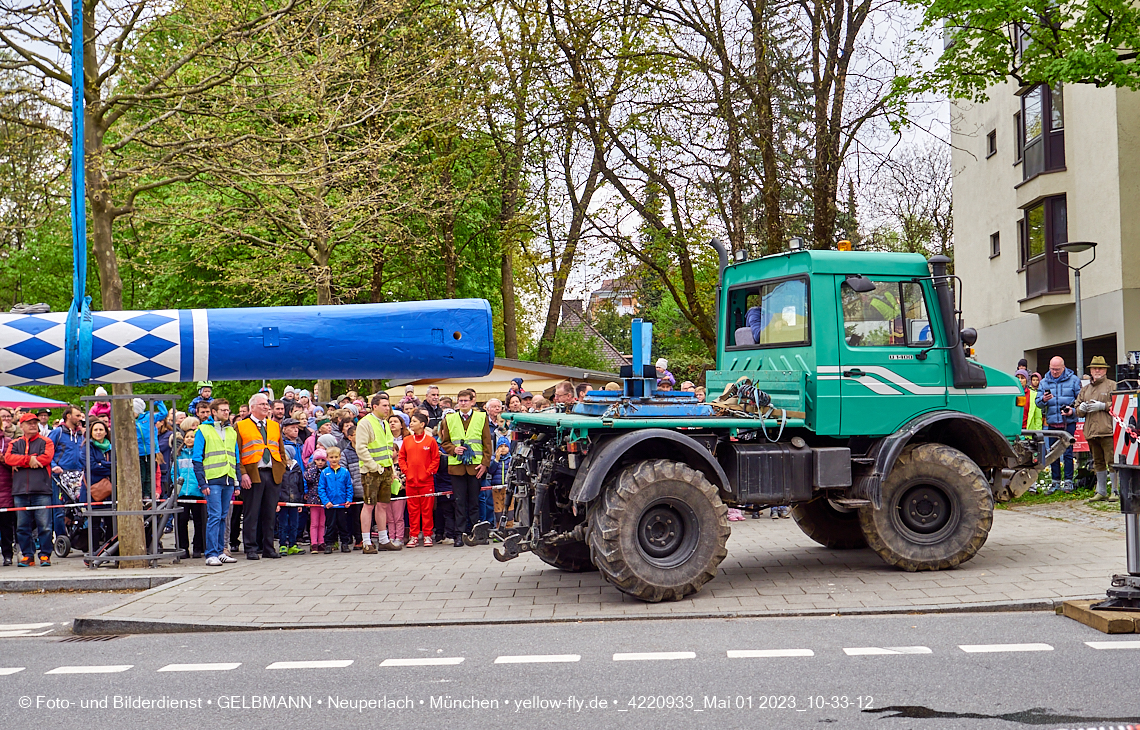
709, 249, 1023, 439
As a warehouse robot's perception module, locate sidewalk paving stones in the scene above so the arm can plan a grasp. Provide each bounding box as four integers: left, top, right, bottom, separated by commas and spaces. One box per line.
62, 506, 1127, 633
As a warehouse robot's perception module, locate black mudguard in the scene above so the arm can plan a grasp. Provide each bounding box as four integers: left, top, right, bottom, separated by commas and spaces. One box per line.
568, 428, 731, 504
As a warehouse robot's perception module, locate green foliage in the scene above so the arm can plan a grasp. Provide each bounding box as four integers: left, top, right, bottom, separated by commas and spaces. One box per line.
521, 327, 608, 372
906, 0, 1140, 101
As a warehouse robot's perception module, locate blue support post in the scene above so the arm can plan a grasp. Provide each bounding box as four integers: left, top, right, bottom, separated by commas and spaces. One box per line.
64, 0, 92, 387
625, 318, 655, 399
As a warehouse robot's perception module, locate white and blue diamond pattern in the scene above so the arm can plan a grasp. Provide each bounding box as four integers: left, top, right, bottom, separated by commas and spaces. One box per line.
0, 310, 183, 386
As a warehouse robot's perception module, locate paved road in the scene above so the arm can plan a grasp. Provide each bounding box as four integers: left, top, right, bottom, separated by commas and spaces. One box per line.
0, 612, 1137, 729
0, 591, 127, 637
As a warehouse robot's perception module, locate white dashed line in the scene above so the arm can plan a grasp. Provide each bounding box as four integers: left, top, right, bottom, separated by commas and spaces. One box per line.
46, 665, 133, 674
0, 629, 54, 638
728, 649, 814, 658
266, 660, 353, 670
844, 646, 932, 656
613, 652, 695, 661
1086, 640, 1140, 650
494, 655, 581, 664
158, 663, 242, 672
0, 623, 54, 631
0, 668, 25, 676
959, 643, 1053, 653
381, 657, 465, 667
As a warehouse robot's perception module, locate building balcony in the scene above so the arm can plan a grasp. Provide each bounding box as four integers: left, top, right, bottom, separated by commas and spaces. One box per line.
1019, 290, 1073, 314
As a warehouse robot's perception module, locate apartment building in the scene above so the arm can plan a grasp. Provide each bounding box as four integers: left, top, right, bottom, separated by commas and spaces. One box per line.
951, 80, 1140, 374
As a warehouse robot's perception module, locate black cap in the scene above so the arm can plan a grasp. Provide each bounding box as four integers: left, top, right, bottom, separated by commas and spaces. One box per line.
36, 408, 50, 415
519, 391, 533, 399
281, 417, 301, 427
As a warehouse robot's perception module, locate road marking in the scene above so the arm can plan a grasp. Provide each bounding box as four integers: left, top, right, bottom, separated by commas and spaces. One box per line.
0, 623, 54, 631
1086, 640, 1140, 650
494, 655, 581, 664
959, 643, 1053, 653
613, 652, 696, 661
727, 649, 814, 658
0, 629, 54, 638
0, 668, 25, 675
844, 646, 932, 656
266, 660, 353, 670
158, 663, 242, 672
46, 665, 133, 674
381, 657, 465, 667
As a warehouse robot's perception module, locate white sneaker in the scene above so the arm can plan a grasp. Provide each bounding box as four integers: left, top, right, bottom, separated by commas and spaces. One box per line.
205, 556, 222, 566
219, 554, 237, 564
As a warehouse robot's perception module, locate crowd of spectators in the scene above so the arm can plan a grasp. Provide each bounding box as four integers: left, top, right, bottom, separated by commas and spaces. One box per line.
1014, 355, 1120, 501
0, 378, 573, 567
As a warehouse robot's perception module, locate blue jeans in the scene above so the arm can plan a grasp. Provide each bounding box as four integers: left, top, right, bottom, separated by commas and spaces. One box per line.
1048, 421, 1078, 483
51, 482, 67, 538
14, 494, 53, 558
204, 481, 235, 559
278, 508, 301, 548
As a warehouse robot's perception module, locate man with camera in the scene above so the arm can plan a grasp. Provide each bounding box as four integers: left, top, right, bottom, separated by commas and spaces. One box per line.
1037, 356, 1082, 493
439, 389, 491, 548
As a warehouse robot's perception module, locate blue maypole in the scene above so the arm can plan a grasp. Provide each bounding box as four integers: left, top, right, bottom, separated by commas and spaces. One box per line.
64, 0, 92, 387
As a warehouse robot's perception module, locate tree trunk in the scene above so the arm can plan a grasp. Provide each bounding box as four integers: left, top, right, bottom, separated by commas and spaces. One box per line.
500, 244, 518, 358
750, 0, 783, 255
498, 137, 523, 359
315, 244, 332, 409
536, 158, 601, 363
440, 160, 458, 299
85, 72, 147, 566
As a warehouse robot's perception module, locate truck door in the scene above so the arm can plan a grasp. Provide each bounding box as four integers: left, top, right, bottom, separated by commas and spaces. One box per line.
830, 278, 948, 436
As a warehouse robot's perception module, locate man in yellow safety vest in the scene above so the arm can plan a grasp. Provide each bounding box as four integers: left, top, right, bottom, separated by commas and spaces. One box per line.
356, 393, 401, 552
191, 399, 241, 566
439, 388, 493, 547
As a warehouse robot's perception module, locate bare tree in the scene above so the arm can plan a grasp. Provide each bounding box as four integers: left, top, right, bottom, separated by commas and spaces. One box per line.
862, 140, 952, 258
0, 0, 297, 564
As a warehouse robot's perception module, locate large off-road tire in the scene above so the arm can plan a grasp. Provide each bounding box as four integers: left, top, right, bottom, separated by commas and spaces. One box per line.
533, 540, 596, 573
587, 459, 730, 602
791, 497, 867, 549
859, 443, 993, 571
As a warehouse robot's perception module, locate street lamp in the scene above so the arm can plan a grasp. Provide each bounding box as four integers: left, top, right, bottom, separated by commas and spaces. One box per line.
1055, 241, 1097, 374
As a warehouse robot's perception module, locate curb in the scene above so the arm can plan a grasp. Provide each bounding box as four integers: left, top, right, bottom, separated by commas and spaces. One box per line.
0, 575, 184, 593
72, 593, 1105, 636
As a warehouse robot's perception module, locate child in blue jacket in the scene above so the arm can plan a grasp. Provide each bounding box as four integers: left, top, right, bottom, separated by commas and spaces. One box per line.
318, 447, 353, 554
175, 430, 206, 557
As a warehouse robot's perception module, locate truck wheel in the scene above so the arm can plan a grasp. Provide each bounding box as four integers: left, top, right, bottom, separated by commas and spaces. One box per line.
533, 541, 596, 573
587, 459, 730, 602
859, 443, 993, 571
791, 498, 867, 549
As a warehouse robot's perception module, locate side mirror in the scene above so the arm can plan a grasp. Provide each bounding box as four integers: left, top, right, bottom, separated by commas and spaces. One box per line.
843, 274, 875, 293
960, 328, 978, 347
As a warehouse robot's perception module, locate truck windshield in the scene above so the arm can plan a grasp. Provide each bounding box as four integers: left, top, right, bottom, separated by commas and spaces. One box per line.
727, 276, 809, 348
842, 281, 933, 348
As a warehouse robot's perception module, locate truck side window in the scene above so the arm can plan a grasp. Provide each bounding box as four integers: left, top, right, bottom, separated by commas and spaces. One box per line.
726, 277, 809, 348
842, 281, 933, 347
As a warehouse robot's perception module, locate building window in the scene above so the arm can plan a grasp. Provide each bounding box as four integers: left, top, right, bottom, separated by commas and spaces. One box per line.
1020, 84, 1065, 180
1021, 195, 1069, 299
986, 130, 996, 158
990, 232, 1000, 258
1014, 111, 1023, 163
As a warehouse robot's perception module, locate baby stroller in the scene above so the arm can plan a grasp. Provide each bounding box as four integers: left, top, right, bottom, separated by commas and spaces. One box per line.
52, 473, 96, 559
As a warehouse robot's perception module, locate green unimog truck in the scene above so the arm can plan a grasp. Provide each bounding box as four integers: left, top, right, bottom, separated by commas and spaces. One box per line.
475, 244, 1068, 602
